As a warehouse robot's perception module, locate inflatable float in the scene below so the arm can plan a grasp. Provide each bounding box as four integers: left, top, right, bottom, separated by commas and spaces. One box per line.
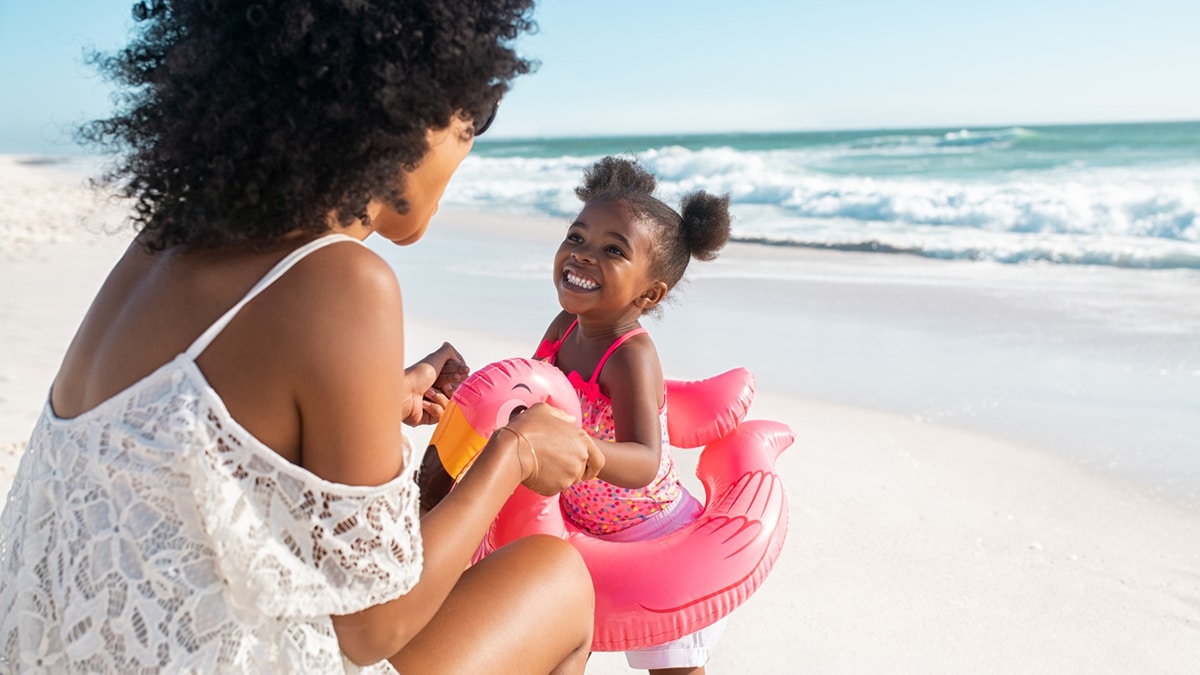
417, 357, 794, 651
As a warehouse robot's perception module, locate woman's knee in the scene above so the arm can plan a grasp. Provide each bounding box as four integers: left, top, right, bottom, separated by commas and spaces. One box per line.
512, 535, 593, 601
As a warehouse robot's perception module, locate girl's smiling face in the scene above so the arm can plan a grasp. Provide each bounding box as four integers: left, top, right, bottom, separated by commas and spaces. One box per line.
554, 199, 666, 320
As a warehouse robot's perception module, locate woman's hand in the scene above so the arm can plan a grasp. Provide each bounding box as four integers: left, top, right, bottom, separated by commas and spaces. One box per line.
503, 403, 604, 496
404, 342, 470, 426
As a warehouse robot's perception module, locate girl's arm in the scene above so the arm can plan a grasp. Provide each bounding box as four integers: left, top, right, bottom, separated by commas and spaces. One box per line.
593, 333, 666, 489
535, 310, 661, 488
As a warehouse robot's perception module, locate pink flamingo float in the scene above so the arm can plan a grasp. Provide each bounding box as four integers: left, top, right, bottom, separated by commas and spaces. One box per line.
417, 357, 794, 651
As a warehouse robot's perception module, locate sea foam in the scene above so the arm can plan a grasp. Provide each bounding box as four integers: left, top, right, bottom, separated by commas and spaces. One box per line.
450, 122, 1200, 269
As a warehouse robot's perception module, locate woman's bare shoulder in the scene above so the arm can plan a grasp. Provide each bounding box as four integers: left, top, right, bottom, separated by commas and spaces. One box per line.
268, 239, 404, 364
265, 238, 409, 485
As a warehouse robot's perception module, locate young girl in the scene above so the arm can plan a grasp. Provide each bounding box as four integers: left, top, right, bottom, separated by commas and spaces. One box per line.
534, 156, 732, 675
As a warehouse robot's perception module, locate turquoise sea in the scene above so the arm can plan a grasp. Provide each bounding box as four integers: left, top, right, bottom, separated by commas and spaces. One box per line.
454, 121, 1200, 269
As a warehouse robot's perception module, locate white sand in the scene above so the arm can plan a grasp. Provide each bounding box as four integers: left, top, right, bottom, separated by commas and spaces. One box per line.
0, 155, 131, 489
2, 166, 1198, 672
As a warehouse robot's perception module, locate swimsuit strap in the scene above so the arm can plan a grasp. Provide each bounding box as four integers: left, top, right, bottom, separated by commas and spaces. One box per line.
589, 326, 648, 384
560, 318, 579, 343
536, 318, 579, 363
185, 233, 365, 359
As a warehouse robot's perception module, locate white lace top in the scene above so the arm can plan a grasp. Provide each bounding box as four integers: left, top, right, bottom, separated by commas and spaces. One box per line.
0, 235, 423, 673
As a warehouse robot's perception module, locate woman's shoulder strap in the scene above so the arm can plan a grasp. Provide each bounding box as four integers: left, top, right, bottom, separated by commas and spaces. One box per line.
184, 233, 366, 359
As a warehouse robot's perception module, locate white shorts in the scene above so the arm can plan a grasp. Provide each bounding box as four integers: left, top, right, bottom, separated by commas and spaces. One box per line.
595, 491, 728, 669
625, 615, 728, 669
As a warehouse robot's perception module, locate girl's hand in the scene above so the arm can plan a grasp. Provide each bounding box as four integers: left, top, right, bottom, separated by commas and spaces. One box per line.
503, 403, 604, 496
404, 342, 470, 426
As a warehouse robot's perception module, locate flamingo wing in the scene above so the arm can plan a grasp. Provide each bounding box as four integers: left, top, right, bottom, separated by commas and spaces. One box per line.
665, 368, 755, 448
575, 420, 795, 651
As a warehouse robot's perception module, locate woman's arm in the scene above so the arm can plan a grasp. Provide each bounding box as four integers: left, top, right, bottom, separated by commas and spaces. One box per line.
334, 409, 595, 665
286, 246, 600, 664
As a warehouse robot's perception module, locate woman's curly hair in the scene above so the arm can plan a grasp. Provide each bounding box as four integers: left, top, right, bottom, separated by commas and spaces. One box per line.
80, 0, 537, 250
576, 156, 731, 294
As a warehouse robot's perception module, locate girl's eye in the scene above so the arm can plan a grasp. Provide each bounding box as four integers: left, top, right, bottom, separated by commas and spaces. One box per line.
566, 233, 583, 243
606, 245, 626, 257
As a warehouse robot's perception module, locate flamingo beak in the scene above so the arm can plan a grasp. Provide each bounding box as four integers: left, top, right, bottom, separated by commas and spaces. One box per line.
427, 399, 489, 479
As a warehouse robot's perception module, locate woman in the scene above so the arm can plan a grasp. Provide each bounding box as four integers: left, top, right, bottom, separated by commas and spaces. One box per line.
0, 1, 602, 673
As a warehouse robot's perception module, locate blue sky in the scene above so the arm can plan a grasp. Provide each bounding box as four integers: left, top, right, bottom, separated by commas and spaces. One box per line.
2, 0, 1197, 153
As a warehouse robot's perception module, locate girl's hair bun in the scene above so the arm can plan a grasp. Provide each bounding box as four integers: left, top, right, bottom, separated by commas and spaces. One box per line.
679, 191, 731, 261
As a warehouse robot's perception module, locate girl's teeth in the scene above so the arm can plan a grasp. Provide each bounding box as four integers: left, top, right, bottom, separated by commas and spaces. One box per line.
567, 272, 597, 289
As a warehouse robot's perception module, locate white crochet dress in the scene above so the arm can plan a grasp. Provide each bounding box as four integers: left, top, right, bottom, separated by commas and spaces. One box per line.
0, 235, 423, 673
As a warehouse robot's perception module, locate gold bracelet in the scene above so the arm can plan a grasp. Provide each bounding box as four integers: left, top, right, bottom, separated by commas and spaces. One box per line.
498, 426, 538, 485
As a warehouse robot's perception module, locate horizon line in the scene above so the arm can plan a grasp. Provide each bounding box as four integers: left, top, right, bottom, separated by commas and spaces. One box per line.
480, 117, 1200, 143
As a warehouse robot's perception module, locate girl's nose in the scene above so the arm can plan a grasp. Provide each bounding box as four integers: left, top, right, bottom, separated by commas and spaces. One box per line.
571, 248, 594, 263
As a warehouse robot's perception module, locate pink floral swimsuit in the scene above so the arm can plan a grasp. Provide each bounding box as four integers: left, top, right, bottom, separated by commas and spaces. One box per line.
535, 320, 682, 536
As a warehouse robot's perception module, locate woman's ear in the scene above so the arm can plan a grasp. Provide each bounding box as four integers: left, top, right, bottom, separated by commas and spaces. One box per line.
635, 280, 669, 310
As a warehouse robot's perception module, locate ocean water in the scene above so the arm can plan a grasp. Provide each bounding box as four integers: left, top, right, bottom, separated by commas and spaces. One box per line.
452, 121, 1200, 269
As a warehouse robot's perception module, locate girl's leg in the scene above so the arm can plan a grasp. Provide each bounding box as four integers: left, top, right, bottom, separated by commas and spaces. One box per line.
389, 535, 594, 675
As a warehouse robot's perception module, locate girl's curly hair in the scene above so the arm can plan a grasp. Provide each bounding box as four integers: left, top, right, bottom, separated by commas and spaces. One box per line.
80, 0, 537, 250
576, 156, 731, 293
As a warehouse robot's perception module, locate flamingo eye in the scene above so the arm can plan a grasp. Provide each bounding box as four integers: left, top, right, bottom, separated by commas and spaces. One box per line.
495, 399, 531, 430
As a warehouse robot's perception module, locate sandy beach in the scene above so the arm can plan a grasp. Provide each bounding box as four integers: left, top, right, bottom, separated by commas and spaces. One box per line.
2, 157, 1198, 672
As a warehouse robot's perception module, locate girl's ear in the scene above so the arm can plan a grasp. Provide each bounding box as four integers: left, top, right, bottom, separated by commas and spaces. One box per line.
635, 280, 669, 310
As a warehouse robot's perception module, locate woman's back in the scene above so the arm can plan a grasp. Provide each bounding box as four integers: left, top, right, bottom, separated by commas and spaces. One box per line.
52, 229, 411, 480
50, 237, 301, 422
0, 234, 424, 672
